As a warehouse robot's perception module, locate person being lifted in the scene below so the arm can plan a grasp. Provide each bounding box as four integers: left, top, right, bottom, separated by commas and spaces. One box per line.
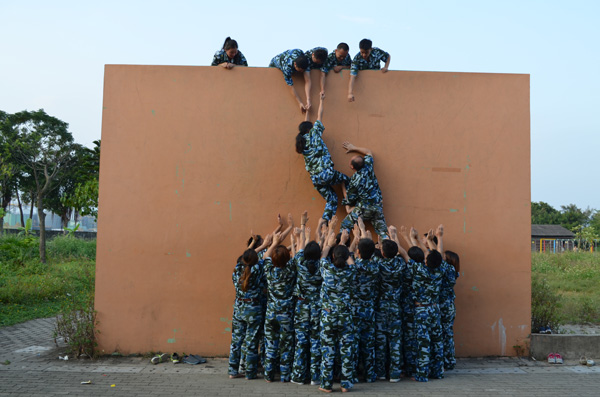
347, 39, 391, 102
269, 49, 311, 113
296, 97, 349, 225
339, 141, 388, 240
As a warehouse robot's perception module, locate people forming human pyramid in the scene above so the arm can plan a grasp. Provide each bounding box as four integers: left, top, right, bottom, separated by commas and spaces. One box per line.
225, 38, 461, 393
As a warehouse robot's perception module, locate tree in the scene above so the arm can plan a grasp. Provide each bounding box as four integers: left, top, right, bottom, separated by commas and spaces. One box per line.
559, 204, 593, 231
0, 110, 21, 234
62, 140, 100, 222
531, 201, 561, 225
11, 109, 75, 263
590, 210, 600, 237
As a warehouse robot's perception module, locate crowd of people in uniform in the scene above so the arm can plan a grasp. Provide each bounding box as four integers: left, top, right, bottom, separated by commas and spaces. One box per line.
221, 37, 461, 393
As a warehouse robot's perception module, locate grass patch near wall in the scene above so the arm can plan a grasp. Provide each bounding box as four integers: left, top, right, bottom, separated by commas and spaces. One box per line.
532, 251, 600, 325
0, 235, 95, 327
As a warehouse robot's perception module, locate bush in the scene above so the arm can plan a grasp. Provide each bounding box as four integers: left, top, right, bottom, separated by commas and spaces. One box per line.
531, 275, 562, 333
54, 293, 99, 358
47, 236, 96, 261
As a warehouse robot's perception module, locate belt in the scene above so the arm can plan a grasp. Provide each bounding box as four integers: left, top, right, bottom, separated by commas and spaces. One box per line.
415, 302, 437, 307
237, 298, 258, 303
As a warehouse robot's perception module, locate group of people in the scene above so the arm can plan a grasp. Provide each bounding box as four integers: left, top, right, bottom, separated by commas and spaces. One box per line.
211, 37, 391, 107
223, 35, 460, 393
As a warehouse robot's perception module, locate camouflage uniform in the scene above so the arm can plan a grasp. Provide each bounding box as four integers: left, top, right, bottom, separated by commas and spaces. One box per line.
269, 49, 305, 86
319, 258, 356, 391
323, 50, 352, 73
211, 49, 248, 66
341, 155, 388, 239
375, 256, 405, 380
401, 262, 417, 376
409, 260, 444, 382
229, 259, 265, 379
291, 250, 323, 384
350, 47, 390, 76
301, 120, 350, 221
353, 256, 380, 383
439, 261, 459, 370
305, 47, 328, 73
263, 256, 297, 382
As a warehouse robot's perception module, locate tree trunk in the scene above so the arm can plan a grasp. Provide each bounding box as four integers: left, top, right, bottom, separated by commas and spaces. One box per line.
29, 191, 34, 220
16, 190, 25, 228
37, 195, 47, 264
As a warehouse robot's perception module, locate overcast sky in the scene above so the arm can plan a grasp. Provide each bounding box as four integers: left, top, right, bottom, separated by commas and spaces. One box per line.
1, 0, 598, 210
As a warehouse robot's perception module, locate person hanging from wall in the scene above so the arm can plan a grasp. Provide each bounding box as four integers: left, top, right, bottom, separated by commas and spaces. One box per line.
269, 49, 310, 113
296, 96, 350, 225
339, 141, 389, 240
212, 37, 248, 69
347, 39, 391, 102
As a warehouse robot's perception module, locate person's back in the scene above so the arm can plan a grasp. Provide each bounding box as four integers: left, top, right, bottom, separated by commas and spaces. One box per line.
301, 121, 335, 177
409, 250, 444, 382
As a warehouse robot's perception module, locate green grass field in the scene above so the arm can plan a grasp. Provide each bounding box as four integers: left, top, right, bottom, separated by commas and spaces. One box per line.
532, 251, 600, 325
0, 235, 96, 327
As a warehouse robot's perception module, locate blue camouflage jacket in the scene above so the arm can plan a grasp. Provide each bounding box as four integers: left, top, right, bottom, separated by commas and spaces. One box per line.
350, 47, 390, 76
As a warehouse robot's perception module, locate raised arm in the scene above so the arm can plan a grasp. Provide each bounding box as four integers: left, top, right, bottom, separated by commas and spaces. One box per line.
255, 233, 272, 253
349, 224, 360, 253
426, 229, 438, 252
342, 141, 372, 157
290, 85, 306, 114
300, 210, 308, 250
411, 227, 428, 253
290, 228, 300, 257
279, 213, 295, 243
316, 95, 324, 122
264, 232, 282, 259
321, 231, 336, 259
388, 225, 409, 262
435, 224, 444, 259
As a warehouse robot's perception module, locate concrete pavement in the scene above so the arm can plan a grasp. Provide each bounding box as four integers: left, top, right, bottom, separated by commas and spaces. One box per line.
1, 317, 599, 396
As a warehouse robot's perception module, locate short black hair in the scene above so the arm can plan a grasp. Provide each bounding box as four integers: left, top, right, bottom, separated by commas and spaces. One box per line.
357, 238, 375, 260
295, 132, 306, 154
351, 156, 365, 171
304, 241, 321, 261
359, 39, 372, 50
408, 246, 425, 263
381, 239, 398, 259
426, 250, 443, 269
295, 55, 309, 70
337, 42, 349, 51
313, 49, 327, 63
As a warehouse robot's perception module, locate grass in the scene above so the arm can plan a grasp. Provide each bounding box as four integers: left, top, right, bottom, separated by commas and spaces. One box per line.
532, 251, 600, 325
0, 234, 95, 327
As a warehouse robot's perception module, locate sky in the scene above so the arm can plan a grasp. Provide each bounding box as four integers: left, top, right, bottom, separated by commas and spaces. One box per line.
1, 0, 598, 210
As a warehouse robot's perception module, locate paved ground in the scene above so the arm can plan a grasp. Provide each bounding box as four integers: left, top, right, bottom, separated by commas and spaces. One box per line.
1, 317, 599, 396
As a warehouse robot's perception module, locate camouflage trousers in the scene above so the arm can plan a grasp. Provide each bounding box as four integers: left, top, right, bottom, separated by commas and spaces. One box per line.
263, 308, 294, 382
311, 168, 350, 221
375, 300, 403, 380
340, 202, 388, 240
402, 302, 417, 376
353, 302, 377, 383
320, 306, 355, 391
291, 298, 321, 383
414, 304, 444, 382
440, 300, 456, 369
229, 301, 263, 379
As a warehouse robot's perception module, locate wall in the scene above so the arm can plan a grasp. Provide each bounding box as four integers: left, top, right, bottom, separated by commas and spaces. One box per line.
96, 65, 530, 356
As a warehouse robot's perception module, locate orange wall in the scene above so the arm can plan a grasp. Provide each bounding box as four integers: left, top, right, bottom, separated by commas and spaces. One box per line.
96, 65, 530, 357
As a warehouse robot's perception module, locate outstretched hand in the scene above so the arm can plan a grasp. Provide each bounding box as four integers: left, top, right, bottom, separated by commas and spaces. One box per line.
342, 141, 356, 154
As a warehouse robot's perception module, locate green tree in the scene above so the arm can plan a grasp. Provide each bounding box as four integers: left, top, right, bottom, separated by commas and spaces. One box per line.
61, 140, 100, 222
0, 110, 22, 233
559, 204, 593, 231
531, 201, 561, 225
590, 211, 600, 237
10, 109, 75, 263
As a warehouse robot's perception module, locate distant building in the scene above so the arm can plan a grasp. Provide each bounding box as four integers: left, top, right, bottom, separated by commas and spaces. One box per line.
531, 224, 575, 253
